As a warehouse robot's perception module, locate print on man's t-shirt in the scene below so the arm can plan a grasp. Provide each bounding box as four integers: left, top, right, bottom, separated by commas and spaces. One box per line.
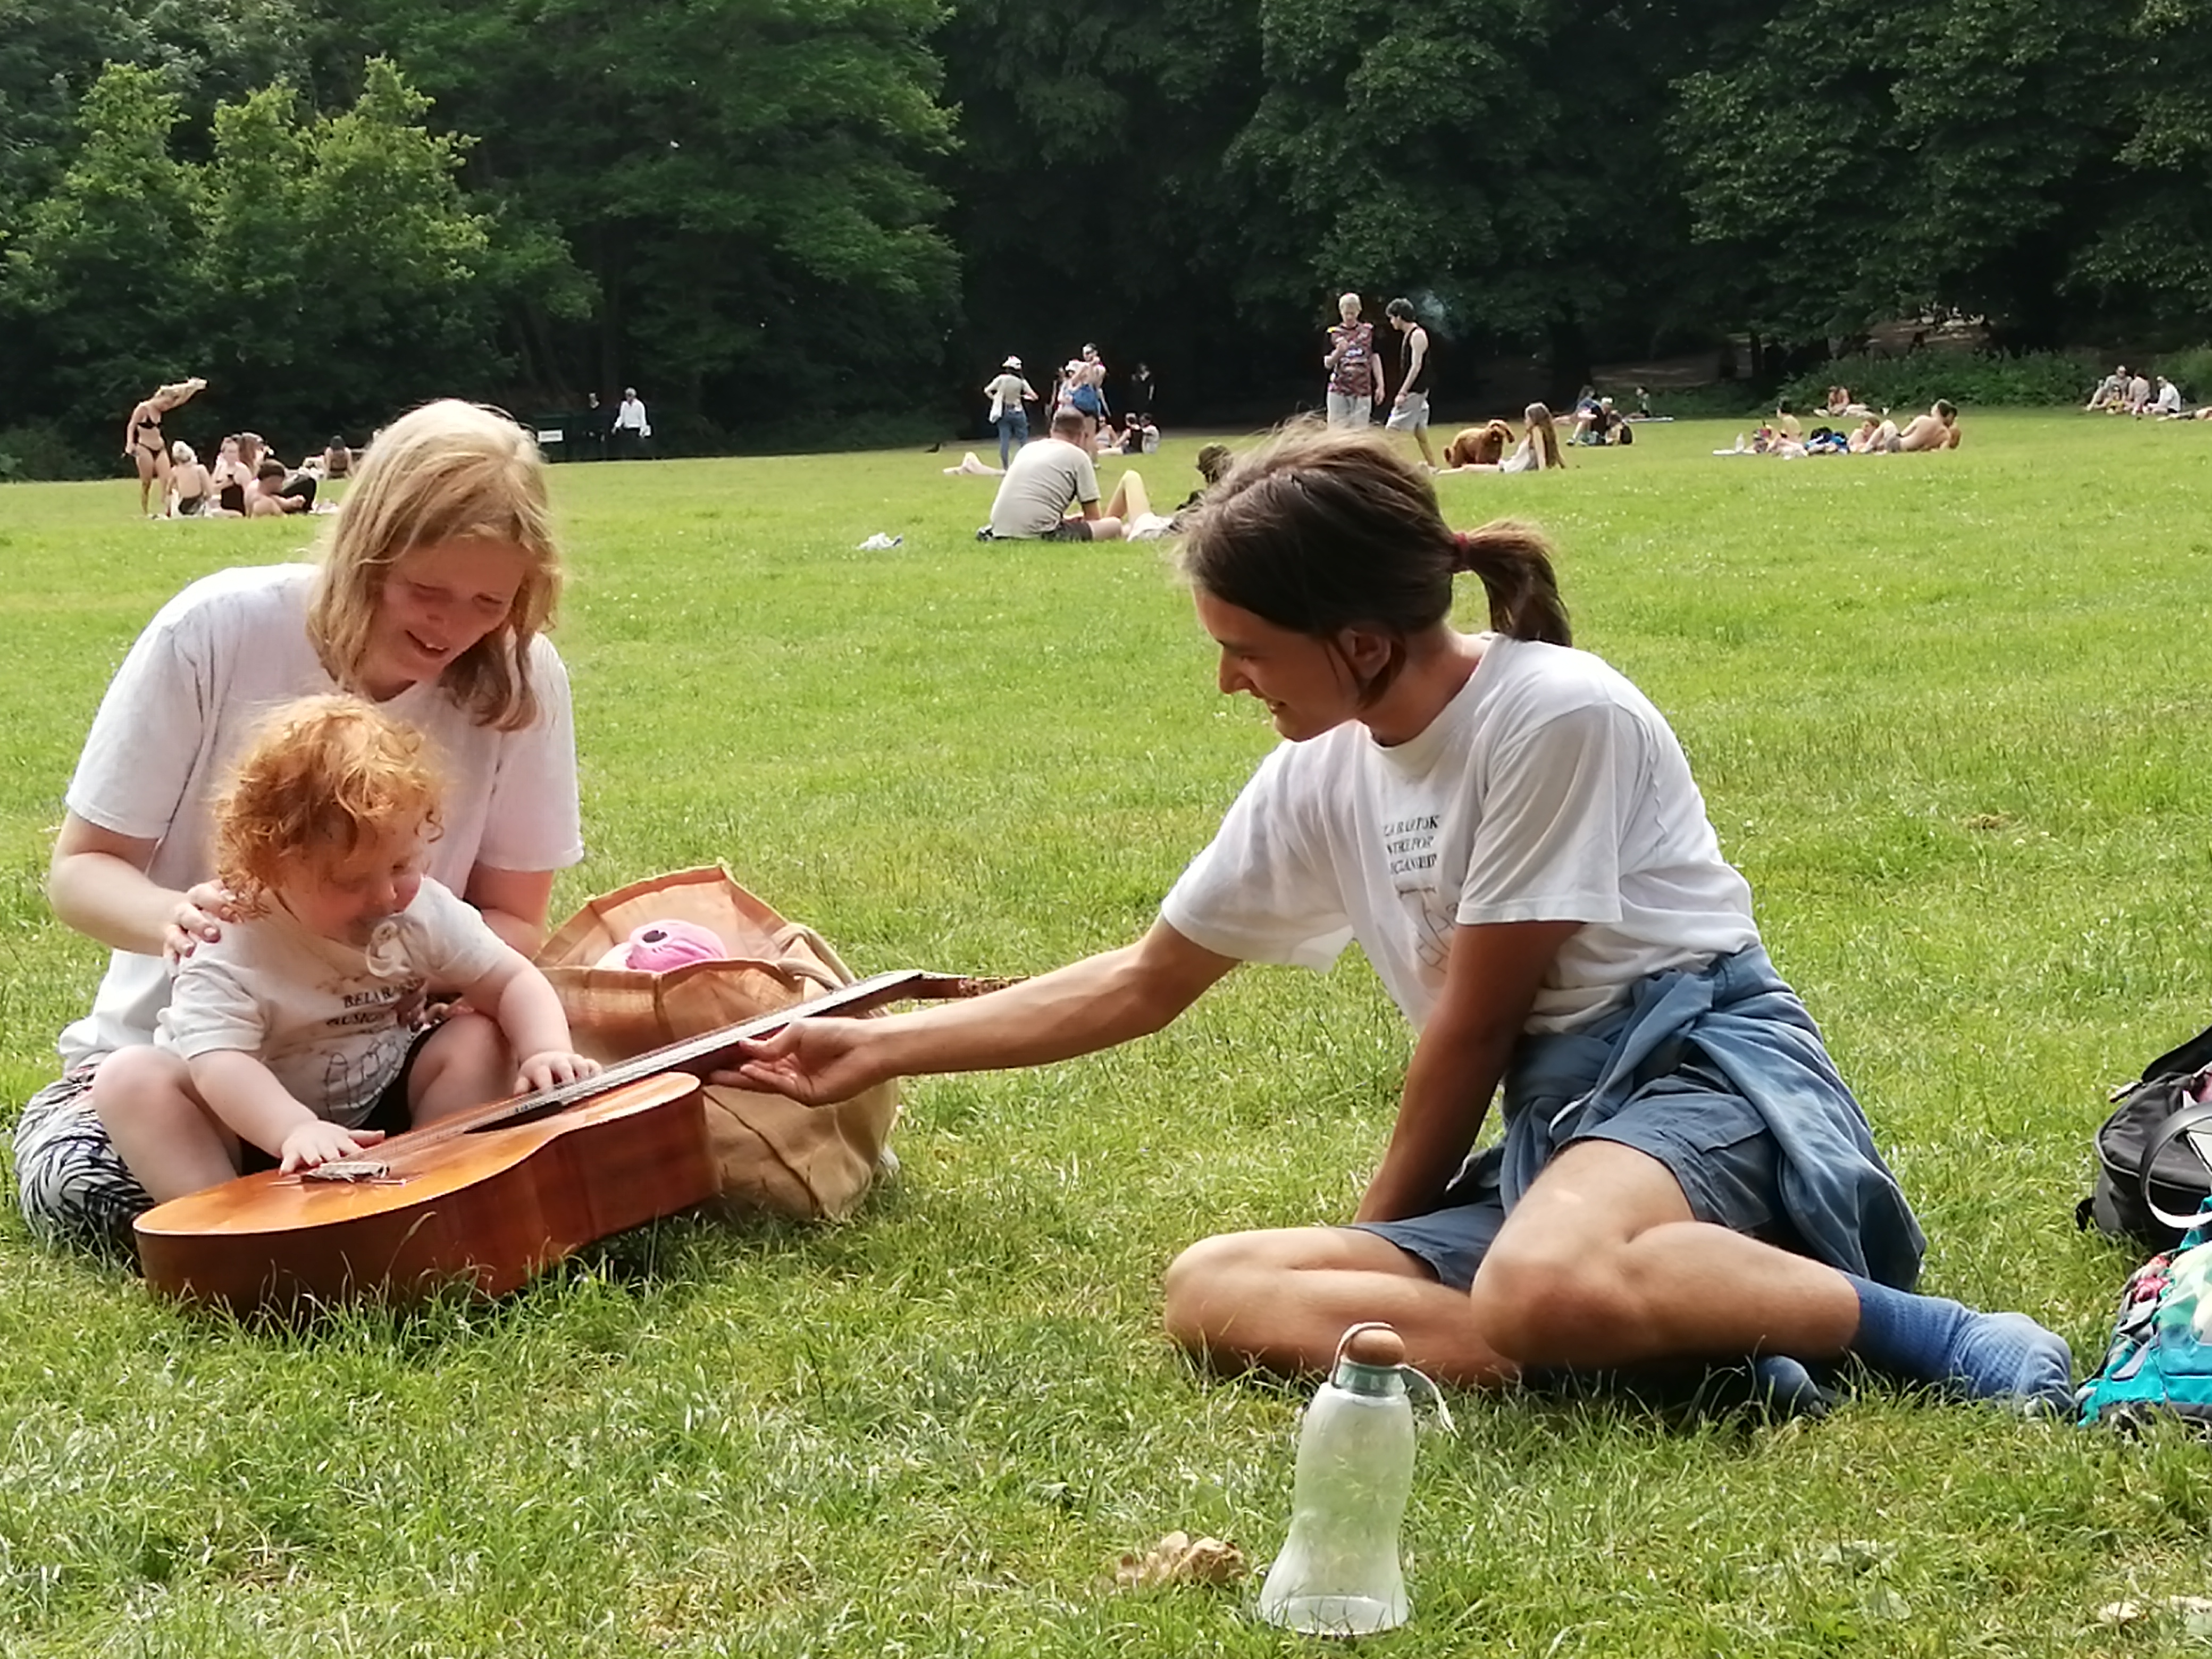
1383, 812, 1439, 880
1382, 810, 1456, 972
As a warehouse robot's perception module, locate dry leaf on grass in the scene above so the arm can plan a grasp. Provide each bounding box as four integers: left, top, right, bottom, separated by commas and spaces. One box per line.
1112, 1529, 1248, 1589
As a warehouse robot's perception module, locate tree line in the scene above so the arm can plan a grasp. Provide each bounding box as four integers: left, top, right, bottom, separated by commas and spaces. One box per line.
3, 0, 2205, 472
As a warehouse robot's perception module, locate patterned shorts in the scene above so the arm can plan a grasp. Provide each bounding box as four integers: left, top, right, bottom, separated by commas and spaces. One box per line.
12, 1041, 427, 1259
11, 1063, 148, 1257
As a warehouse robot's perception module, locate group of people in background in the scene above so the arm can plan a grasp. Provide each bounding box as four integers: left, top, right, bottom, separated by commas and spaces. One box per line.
982, 347, 1158, 470
2084, 365, 2210, 420
126, 376, 353, 520
1323, 295, 1442, 467
575, 388, 653, 458
1720, 396, 1963, 458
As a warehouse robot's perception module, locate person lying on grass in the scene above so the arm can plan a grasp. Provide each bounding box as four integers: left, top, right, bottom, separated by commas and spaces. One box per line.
724, 422, 2073, 1416
13, 399, 584, 1255
1896, 400, 1962, 451
81, 696, 598, 1202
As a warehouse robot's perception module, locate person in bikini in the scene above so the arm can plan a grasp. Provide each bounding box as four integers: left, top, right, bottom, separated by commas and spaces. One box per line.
124, 379, 208, 518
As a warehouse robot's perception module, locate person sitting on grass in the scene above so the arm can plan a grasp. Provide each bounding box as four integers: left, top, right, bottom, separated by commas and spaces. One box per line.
247, 457, 316, 516
722, 423, 2073, 1417
1444, 404, 1564, 473
982, 406, 1144, 542
165, 442, 213, 518
79, 694, 598, 1208
1125, 443, 1236, 542
11, 398, 584, 1256
1895, 400, 1962, 451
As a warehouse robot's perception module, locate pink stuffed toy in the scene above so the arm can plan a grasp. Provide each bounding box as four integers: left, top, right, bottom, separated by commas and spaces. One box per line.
592, 918, 729, 973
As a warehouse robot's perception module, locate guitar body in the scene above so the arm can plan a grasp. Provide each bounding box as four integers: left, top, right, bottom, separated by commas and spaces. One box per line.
136, 1072, 710, 1314
131, 969, 1005, 1316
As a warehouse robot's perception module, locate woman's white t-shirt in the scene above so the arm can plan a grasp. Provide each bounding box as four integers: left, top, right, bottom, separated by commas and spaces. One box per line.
59, 563, 584, 1066
1160, 635, 1758, 1033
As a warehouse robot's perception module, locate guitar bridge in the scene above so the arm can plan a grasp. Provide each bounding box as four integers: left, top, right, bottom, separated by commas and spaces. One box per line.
298, 1158, 400, 1184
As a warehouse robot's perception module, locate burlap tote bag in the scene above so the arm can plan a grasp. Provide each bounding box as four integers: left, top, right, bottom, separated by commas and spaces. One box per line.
534, 866, 899, 1220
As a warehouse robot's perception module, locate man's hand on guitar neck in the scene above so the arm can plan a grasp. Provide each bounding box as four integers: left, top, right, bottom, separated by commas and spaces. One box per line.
715, 1018, 889, 1108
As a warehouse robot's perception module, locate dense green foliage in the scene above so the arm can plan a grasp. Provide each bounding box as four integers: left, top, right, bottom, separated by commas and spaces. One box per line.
5, 417, 2212, 1650
6, 0, 2212, 466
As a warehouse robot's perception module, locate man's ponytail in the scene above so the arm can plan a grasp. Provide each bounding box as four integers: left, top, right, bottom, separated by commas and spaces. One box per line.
1452, 522, 1572, 646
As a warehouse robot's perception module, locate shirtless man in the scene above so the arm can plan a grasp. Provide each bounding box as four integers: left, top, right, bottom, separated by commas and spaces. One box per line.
1896, 400, 1961, 452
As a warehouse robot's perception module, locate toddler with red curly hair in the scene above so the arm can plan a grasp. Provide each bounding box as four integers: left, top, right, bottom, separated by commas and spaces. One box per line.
78, 695, 597, 1219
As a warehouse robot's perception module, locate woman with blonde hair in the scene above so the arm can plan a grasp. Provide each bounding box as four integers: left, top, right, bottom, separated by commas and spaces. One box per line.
123, 377, 207, 517
14, 398, 584, 1254
720, 422, 2071, 1417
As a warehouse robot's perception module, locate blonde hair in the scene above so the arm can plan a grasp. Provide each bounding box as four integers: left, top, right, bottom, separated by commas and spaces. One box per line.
306, 400, 561, 732
1177, 422, 1570, 703
170, 440, 196, 465
214, 695, 445, 917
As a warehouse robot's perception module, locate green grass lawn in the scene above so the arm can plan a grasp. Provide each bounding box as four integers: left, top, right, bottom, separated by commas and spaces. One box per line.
3, 413, 2211, 1655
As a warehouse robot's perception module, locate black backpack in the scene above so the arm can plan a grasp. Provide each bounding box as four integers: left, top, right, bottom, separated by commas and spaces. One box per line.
2081, 1023, 2212, 1250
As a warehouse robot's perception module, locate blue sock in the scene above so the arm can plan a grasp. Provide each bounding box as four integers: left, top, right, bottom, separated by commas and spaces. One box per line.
1845, 1275, 2074, 1413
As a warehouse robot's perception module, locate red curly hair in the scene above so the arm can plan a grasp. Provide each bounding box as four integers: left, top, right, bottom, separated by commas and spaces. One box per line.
213, 695, 445, 916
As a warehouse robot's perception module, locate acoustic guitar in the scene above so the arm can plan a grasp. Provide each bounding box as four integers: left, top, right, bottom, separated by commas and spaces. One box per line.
135, 969, 994, 1315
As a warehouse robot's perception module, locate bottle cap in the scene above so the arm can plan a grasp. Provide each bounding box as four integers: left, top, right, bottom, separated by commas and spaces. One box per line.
1343, 1325, 1406, 1368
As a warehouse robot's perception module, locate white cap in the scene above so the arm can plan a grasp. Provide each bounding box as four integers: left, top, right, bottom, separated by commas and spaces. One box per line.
1003, 355, 1021, 370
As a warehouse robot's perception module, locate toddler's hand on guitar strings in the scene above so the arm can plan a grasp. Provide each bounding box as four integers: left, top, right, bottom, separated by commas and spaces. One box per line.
515, 1050, 602, 1094
280, 1120, 386, 1174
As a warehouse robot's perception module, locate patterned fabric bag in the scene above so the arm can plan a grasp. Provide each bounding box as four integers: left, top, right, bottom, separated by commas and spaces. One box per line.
2078, 1200, 2212, 1429
535, 866, 900, 1221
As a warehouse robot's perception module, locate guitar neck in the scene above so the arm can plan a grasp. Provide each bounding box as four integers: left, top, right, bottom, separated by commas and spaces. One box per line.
450, 968, 991, 1137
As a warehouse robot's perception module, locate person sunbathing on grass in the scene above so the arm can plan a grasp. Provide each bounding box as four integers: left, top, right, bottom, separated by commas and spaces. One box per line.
720, 421, 2074, 1418
1896, 400, 1962, 451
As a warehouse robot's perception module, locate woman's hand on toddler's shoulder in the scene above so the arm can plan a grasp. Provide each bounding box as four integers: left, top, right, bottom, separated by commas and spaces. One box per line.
164, 880, 240, 967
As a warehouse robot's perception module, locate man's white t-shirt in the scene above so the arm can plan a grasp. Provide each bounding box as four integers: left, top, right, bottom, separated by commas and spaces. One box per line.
987, 439, 1099, 538
1161, 635, 1758, 1033
60, 563, 584, 1066
157, 878, 511, 1125
614, 397, 650, 435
